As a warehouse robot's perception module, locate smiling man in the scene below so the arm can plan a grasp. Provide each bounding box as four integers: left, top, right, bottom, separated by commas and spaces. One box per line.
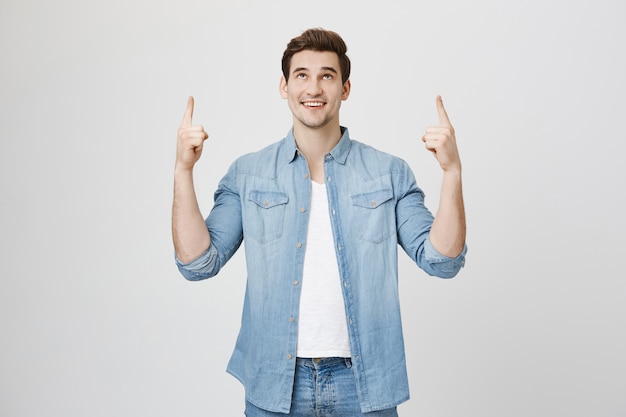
172, 28, 467, 416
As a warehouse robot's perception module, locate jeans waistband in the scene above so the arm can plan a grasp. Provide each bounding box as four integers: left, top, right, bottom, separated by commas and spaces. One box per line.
296, 357, 352, 368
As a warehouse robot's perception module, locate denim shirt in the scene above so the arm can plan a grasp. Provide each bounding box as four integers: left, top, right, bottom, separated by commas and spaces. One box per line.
176, 127, 466, 413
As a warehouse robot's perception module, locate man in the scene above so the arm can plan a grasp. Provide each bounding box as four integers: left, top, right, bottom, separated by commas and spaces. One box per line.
173, 28, 466, 416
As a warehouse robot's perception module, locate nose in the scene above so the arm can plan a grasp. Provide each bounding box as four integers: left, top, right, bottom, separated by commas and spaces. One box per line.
306, 78, 322, 96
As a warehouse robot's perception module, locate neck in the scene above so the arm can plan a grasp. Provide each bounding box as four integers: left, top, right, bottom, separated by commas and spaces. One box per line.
293, 123, 342, 161
292, 122, 342, 184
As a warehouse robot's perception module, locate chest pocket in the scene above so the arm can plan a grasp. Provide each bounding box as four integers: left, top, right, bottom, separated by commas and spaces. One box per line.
245, 190, 289, 243
351, 188, 395, 243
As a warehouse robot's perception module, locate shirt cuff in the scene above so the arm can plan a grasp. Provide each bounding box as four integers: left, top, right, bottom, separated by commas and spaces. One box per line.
424, 238, 467, 266
175, 244, 219, 280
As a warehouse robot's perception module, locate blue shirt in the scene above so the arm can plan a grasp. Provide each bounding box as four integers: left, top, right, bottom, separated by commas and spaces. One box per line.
176, 127, 466, 413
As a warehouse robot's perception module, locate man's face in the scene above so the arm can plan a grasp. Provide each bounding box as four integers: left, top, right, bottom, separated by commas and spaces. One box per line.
280, 50, 350, 131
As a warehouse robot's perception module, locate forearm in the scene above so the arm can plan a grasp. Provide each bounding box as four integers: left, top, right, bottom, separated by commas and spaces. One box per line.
172, 166, 211, 263
429, 170, 466, 258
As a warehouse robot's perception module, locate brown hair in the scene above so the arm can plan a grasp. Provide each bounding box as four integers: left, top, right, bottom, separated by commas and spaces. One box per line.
281, 28, 351, 84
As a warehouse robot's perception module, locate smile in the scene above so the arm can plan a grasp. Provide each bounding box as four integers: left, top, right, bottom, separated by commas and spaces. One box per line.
302, 101, 325, 107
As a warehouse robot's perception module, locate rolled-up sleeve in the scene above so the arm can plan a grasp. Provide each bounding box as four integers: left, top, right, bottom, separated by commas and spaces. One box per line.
422, 238, 467, 278
174, 160, 244, 281
396, 160, 467, 279
175, 244, 221, 280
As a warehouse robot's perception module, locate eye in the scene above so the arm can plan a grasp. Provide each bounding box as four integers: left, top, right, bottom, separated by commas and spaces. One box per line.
296, 73, 307, 79
322, 74, 333, 80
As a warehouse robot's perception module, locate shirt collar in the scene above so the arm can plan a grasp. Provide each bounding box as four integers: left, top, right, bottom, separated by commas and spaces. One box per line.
329, 126, 352, 164
281, 126, 352, 166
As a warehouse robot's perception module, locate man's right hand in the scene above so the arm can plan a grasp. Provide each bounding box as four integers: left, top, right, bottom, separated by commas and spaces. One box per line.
176, 96, 209, 170
172, 96, 211, 263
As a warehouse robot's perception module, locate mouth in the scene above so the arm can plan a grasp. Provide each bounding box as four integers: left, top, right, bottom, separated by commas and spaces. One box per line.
301, 100, 325, 108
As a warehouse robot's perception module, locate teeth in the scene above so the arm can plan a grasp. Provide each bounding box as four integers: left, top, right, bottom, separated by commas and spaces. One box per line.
303, 102, 323, 107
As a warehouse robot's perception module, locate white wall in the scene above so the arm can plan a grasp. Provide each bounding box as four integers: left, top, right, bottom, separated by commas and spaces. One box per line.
1, 0, 624, 416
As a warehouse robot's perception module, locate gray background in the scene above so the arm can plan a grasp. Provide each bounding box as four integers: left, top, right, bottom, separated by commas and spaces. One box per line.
1, 0, 625, 416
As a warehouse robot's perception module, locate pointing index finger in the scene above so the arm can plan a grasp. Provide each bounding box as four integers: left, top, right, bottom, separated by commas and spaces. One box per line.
181, 96, 194, 127
436, 95, 452, 127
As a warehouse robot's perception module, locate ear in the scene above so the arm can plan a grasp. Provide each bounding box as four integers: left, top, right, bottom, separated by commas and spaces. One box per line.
279, 76, 288, 99
341, 79, 351, 101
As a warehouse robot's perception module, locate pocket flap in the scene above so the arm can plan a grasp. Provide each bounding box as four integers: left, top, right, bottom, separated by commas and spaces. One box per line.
351, 188, 393, 209
248, 190, 289, 209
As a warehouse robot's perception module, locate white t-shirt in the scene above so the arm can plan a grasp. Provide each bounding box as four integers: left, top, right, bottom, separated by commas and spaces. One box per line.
296, 181, 351, 358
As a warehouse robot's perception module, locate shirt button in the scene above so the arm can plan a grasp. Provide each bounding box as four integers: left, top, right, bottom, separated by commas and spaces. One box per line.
332, 209, 336, 215
293, 280, 299, 286
326, 176, 331, 182
264, 200, 269, 207
290, 317, 295, 322
337, 244, 342, 251
371, 201, 376, 207
287, 354, 293, 360
304, 173, 309, 179
296, 242, 302, 248
300, 207, 306, 213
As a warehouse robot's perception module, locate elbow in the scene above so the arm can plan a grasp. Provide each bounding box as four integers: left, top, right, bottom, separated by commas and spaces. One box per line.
418, 240, 467, 278
179, 268, 216, 281
423, 248, 466, 279
429, 265, 463, 279
174, 245, 222, 281
424, 258, 465, 279
177, 262, 221, 281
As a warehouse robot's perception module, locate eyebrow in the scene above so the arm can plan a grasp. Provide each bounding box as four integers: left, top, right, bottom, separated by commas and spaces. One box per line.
292, 66, 338, 74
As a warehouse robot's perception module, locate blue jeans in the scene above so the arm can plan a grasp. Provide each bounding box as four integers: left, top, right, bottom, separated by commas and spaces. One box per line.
244, 357, 399, 416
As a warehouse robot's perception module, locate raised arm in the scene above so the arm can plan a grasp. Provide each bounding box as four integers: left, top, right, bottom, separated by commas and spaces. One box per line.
421, 96, 466, 257
172, 96, 211, 263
